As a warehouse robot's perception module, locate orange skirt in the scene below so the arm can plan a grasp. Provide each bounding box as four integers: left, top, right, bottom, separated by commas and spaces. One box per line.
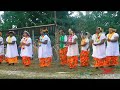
4, 57, 8, 63
80, 50, 89, 66
67, 56, 78, 69
59, 47, 67, 65
39, 57, 52, 67
105, 56, 119, 66
22, 56, 31, 66
93, 57, 106, 67
7, 57, 18, 64
0, 55, 4, 63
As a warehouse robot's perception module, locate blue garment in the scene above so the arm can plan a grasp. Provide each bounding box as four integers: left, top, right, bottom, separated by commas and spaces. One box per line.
18, 47, 21, 57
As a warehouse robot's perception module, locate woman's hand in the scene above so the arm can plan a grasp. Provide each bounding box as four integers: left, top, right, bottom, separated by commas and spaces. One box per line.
66, 42, 72, 45
93, 44, 98, 46
22, 42, 26, 45
107, 39, 111, 42
87, 47, 89, 51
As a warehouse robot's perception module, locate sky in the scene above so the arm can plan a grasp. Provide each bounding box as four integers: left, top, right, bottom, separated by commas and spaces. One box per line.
70, 11, 86, 17
0, 11, 4, 16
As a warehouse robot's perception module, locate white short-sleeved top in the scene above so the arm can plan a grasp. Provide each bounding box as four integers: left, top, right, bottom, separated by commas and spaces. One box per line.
38, 35, 52, 58
106, 33, 119, 56
5, 36, 18, 58
92, 33, 106, 58
81, 38, 90, 51
20, 37, 33, 57
67, 35, 79, 56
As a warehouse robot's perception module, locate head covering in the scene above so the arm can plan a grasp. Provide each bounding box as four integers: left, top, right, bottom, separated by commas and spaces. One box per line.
59, 30, 63, 32
41, 28, 48, 34
43, 29, 48, 33
68, 28, 72, 32
59, 30, 63, 34
24, 31, 30, 36
85, 32, 90, 38
81, 34, 85, 38
97, 27, 103, 32
0, 32, 2, 36
113, 29, 117, 32
68, 28, 74, 34
8, 31, 15, 35
109, 28, 116, 32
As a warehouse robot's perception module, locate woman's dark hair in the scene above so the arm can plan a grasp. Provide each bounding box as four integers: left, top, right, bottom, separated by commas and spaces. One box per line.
85, 32, 88, 35
43, 27, 47, 30
62, 30, 65, 33
73, 30, 76, 33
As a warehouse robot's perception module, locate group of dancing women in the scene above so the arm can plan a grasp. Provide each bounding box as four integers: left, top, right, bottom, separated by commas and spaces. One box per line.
0, 27, 119, 69
58, 27, 119, 69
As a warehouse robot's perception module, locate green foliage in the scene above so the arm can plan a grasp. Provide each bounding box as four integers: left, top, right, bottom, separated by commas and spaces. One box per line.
0, 11, 73, 30
65, 11, 120, 36
1, 11, 120, 36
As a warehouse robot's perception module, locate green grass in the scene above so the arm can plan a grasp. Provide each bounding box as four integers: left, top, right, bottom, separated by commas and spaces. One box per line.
0, 59, 119, 79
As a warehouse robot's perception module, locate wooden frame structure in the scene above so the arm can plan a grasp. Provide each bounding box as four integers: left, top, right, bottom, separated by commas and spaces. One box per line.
1, 24, 57, 59
1, 24, 56, 44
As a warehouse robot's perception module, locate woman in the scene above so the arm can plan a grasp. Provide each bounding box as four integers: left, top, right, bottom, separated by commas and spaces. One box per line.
38, 29, 52, 67
20, 31, 32, 67
59, 29, 67, 66
88, 27, 106, 68
105, 28, 119, 67
67, 29, 79, 69
5, 31, 18, 65
80, 32, 90, 67
4, 32, 10, 64
0, 32, 4, 64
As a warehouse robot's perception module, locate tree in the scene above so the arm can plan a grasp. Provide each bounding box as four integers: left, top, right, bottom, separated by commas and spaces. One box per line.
0, 11, 74, 30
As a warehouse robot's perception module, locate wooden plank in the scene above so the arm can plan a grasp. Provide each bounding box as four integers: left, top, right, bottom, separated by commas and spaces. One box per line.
32, 29, 35, 59
8, 24, 56, 31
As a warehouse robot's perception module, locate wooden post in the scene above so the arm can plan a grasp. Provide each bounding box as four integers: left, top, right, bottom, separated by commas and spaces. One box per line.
54, 11, 57, 25
32, 29, 35, 59
32, 29, 35, 43
54, 11, 60, 61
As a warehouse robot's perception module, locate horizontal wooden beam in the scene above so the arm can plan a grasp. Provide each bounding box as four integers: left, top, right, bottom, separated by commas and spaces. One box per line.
2, 24, 56, 31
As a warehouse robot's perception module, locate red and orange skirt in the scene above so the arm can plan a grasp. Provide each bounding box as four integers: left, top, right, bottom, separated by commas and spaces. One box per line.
6, 56, 18, 64
80, 50, 89, 67
105, 56, 119, 66
22, 56, 31, 66
0, 55, 4, 63
39, 57, 52, 67
93, 57, 106, 67
67, 56, 78, 69
59, 47, 68, 65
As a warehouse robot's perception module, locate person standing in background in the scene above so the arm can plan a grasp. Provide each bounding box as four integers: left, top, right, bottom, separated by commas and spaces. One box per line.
80, 32, 90, 67
59, 29, 68, 66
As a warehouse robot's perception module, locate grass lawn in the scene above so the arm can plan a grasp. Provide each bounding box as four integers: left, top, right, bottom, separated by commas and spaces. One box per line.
0, 59, 120, 79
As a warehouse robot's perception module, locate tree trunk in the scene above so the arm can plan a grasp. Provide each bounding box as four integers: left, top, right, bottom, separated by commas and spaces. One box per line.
55, 28, 60, 61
